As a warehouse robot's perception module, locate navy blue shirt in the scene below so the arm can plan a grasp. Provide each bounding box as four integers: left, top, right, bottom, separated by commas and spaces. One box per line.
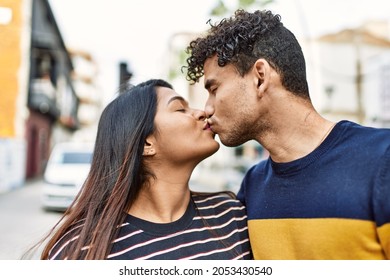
238, 121, 390, 259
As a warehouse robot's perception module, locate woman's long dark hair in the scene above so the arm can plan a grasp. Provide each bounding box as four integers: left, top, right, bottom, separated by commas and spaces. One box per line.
39, 79, 173, 259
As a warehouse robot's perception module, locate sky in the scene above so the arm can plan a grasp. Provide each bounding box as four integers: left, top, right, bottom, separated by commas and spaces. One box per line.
48, 0, 390, 104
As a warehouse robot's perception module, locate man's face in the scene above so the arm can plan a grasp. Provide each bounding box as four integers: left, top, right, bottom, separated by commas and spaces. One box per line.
203, 56, 260, 147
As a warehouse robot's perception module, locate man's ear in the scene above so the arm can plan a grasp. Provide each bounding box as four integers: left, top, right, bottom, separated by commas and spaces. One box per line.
143, 137, 156, 156
253, 58, 270, 95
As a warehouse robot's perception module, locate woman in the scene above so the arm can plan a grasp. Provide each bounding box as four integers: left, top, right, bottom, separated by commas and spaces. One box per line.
39, 79, 252, 260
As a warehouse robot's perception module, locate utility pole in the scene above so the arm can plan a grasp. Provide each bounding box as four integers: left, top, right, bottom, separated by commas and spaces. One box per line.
119, 62, 133, 93
354, 31, 365, 124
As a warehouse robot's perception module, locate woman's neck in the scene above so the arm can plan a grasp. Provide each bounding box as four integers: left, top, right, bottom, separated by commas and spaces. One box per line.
128, 165, 193, 223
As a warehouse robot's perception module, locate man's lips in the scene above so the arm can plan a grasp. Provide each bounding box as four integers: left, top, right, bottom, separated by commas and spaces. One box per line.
203, 123, 217, 135
203, 118, 217, 133
203, 122, 212, 130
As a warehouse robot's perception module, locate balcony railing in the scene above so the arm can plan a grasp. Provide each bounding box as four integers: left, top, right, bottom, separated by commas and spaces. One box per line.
29, 77, 60, 119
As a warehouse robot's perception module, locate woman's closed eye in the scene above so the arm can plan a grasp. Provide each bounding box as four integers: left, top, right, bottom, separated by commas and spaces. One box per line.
173, 102, 188, 112
167, 96, 189, 112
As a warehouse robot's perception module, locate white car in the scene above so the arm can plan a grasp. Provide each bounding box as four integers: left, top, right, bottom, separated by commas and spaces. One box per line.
41, 142, 94, 211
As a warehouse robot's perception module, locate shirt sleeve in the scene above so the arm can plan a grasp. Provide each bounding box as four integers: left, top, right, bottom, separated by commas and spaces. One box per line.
236, 179, 246, 206
374, 146, 390, 259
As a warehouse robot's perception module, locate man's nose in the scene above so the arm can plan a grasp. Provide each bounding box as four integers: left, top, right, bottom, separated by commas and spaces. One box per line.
204, 99, 214, 119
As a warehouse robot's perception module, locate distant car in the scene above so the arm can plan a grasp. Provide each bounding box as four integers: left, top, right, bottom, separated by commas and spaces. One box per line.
41, 142, 94, 211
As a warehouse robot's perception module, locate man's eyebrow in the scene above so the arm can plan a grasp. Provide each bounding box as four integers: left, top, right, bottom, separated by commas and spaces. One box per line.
167, 96, 187, 105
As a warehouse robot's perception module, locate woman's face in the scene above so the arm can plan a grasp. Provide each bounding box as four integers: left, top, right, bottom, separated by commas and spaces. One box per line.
150, 86, 220, 165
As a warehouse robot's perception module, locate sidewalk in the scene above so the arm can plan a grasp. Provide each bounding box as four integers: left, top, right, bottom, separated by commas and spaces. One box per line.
0, 177, 61, 260
0, 177, 43, 196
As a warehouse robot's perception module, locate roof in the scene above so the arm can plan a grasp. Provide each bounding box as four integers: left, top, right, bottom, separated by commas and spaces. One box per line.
318, 28, 390, 48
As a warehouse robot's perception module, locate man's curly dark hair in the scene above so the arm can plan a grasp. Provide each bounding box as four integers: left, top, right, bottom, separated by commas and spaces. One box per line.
184, 9, 310, 100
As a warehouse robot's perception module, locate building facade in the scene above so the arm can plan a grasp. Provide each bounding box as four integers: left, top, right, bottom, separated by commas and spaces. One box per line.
0, 0, 79, 192
68, 48, 102, 142
305, 21, 390, 128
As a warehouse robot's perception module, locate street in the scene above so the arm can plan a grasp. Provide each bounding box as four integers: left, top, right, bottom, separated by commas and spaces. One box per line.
0, 179, 62, 260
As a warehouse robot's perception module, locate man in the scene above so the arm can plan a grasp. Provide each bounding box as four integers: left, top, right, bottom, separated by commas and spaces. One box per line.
184, 9, 390, 259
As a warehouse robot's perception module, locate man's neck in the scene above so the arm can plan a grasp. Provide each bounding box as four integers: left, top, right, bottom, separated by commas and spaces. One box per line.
258, 107, 334, 163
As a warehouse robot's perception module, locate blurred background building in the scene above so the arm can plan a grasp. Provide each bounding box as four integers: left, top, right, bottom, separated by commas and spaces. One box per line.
312, 21, 390, 127
67, 48, 102, 142
0, 0, 102, 193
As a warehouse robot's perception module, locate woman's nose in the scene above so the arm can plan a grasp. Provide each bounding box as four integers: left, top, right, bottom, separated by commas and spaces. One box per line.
195, 109, 206, 121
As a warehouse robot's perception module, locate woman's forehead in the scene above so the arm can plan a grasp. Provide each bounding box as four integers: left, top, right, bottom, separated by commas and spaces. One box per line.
156, 87, 186, 104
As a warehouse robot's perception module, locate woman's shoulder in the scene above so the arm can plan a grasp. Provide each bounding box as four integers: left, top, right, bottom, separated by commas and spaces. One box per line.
47, 219, 85, 260
191, 191, 245, 209
191, 190, 237, 201
191, 191, 247, 225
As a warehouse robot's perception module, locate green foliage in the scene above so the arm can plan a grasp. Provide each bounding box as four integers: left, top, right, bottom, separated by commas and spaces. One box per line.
210, 0, 229, 16
168, 49, 190, 80
211, 0, 275, 16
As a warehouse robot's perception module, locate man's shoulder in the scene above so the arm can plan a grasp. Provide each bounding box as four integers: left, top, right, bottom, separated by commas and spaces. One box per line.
342, 120, 390, 147
341, 120, 390, 135
245, 158, 269, 176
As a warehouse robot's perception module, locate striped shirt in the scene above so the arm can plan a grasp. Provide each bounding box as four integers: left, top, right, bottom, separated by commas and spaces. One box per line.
49, 193, 252, 260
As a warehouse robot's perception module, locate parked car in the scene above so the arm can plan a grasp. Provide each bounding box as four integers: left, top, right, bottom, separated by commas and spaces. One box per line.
41, 142, 94, 211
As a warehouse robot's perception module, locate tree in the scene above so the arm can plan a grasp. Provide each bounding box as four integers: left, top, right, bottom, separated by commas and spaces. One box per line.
210, 0, 275, 17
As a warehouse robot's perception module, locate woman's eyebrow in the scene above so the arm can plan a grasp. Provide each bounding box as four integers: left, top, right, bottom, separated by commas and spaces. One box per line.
167, 96, 187, 106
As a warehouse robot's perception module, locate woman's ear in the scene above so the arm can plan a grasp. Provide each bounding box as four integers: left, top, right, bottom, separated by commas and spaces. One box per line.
143, 137, 156, 156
